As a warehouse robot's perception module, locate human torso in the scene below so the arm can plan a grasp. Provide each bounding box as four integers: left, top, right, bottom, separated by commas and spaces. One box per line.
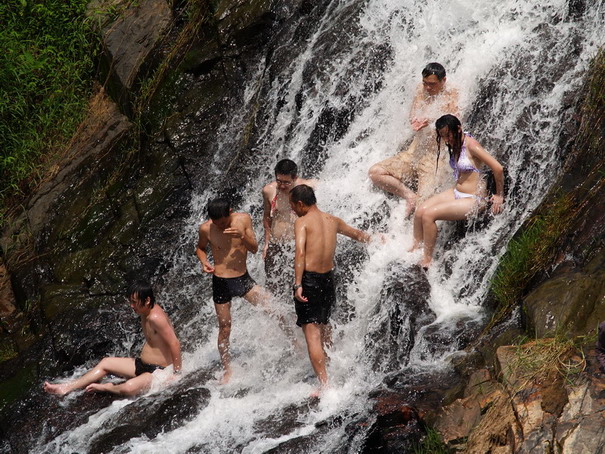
139, 307, 173, 367
267, 179, 313, 243
268, 185, 298, 242
450, 134, 484, 195
299, 209, 338, 274
411, 85, 458, 157
207, 213, 250, 278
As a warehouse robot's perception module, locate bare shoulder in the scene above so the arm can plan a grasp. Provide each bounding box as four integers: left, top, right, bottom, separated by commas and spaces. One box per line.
199, 220, 212, 233
466, 135, 483, 152
148, 305, 170, 326
262, 182, 276, 198
233, 212, 252, 225
299, 178, 318, 188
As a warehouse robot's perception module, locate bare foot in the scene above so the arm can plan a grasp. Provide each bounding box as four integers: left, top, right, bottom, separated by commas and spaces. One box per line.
43, 381, 71, 396
408, 241, 420, 253
310, 382, 329, 398
85, 382, 114, 393
219, 368, 233, 385
419, 257, 432, 270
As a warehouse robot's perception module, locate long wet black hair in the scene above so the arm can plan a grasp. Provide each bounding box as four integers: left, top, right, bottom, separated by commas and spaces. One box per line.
435, 114, 464, 170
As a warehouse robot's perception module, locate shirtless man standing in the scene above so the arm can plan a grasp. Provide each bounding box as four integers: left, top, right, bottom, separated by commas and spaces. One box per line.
368, 62, 460, 215
196, 197, 278, 384
44, 280, 182, 396
262, 159, 315, 298
290, 185, 372, 396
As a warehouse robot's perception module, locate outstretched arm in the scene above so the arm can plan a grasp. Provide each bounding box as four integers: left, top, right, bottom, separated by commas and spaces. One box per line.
336, 218, 372, 243
196, 224, 215, 273
469, 142, 505, 214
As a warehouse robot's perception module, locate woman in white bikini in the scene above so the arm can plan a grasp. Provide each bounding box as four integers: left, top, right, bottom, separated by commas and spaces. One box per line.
410, 114, 505, 268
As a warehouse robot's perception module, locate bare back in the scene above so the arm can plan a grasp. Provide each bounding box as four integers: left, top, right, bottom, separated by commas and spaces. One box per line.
296, 209, 340, 273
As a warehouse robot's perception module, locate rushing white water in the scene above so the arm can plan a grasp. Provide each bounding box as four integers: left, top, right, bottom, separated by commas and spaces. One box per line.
41, 0, 604, 452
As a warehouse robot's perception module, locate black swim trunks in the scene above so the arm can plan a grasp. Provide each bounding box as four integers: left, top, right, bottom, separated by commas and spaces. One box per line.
294, 270, 336, 327
135, 357, 164, 376
213, 272, 256, 304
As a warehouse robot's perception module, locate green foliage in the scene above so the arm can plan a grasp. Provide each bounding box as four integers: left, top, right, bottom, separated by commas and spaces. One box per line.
412, 427, 450, 454
0, 0, 97, 216
489, 195, 574, 324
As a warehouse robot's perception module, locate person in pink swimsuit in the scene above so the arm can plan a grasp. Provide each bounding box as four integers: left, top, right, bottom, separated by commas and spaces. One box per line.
410, 114, 505, 268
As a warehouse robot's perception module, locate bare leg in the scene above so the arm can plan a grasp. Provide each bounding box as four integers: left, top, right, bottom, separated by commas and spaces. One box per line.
411, 189, 456, 253
214, 303, 233, 384
368, 165, 417, 217
85, 373, 153, 396
44, 357, 136, 396
419, 196, 476, 268
244, 285, 299, 348
302, 323, 329, 396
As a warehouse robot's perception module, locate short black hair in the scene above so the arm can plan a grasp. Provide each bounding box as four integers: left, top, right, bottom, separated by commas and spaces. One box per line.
128, 280, 155, 308
207, 198, 231, 220
422, 62, 446, 80
290, 184, 316, 206
274, 159, 298, 178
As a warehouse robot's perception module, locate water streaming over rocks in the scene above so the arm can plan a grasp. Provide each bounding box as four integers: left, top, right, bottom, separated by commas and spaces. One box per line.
10, 0, 605, 452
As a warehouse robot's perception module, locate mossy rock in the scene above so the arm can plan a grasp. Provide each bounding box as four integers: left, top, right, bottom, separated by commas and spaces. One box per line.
523, 269, 605, 337
40, 283, 89, 320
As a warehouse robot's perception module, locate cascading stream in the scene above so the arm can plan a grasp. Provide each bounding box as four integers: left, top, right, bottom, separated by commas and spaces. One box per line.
40, 0, 604, 452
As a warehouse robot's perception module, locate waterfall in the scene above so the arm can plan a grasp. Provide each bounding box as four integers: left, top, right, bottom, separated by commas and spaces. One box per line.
40, 0, 604, 452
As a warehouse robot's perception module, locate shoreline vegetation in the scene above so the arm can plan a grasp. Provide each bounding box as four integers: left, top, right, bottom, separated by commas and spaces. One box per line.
0, 0, 97, 226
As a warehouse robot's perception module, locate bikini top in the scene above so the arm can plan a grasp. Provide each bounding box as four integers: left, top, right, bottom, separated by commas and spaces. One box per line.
449, 133, 481, 180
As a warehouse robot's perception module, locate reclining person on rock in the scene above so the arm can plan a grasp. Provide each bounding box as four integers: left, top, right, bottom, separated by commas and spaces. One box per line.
44, 280, 182, 396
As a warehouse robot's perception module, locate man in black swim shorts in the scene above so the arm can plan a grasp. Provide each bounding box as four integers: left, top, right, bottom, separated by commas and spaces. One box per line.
196, 198, 292, 384
290, 185, 374, 396
44, 280, 182, 397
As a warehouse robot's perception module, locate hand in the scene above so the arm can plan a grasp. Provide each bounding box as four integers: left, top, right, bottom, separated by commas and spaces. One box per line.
223, 226, 245, 239
491, 195, 504, 215
202, 261, 215, 273
294, 286, 307, 303
372, 233, 388, 244
411, 117, 429, 131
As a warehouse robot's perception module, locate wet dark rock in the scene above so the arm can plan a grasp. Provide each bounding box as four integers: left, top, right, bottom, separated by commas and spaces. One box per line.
361, 399, 424, 454
415, 315, 484, 360
365, 263, 434, 373
1, 388, 115, 453
252, 401, 316, 439
89, 385, 211, 454
101, 0, 173, 112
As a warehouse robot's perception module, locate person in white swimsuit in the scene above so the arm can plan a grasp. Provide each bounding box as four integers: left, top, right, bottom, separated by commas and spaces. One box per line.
410, 114, 505, 268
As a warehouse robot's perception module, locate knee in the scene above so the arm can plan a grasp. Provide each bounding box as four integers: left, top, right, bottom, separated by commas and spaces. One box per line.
368, 165, 383, 181
120, 380, 144, 397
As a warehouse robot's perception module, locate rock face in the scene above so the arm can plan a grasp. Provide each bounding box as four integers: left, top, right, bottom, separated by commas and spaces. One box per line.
434, 343, 605, 454
102, 0, 173, 111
